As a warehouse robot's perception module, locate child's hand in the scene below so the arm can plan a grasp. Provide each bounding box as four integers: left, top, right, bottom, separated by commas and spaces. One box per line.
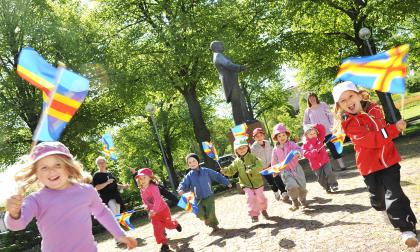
178, 190, 184, 196
220, 168, 226, 175
6, 194, 24, 219
227, 184, 232, 188
129, 168, 136, 174
117, 236, 137, 250
396, 119, 407, 132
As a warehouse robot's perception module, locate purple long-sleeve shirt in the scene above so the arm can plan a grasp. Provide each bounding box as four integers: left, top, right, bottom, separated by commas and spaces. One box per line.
5, 183, 125, 252
303, 102, 334, 135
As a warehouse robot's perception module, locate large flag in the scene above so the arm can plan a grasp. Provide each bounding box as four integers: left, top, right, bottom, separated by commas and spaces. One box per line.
231, 123, 248, 140
101, 133, 117, 161
260, 150, 299, 176
17, 47, 89, 141
334, 44, 409, 94
202, 141, 219, 161
177, 192, 199, 216
326, 133, 346, 155
115, 210, 136, 230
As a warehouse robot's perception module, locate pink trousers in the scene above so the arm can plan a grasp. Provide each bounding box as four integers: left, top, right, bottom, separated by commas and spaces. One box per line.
243, 187, 268, 217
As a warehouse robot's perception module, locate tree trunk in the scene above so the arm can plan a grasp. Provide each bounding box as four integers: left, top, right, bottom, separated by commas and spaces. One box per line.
180, 86, 217, 169
162, 114, 179, 188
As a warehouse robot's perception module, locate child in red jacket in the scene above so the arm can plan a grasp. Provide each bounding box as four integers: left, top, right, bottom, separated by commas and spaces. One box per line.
136, 168, 182, 252
332, 81, 418, 248
302, 124, 338, 193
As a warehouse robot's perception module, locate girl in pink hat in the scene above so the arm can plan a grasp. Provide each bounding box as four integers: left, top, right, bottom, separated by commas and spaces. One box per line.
135, 168, 182, 252
4, 141, 137, 251
271, 123, 307, 211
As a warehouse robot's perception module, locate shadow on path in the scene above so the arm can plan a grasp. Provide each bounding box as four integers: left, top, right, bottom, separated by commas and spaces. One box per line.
168, 233, 198, 252
333, 186, 367, 195
302, 203, 370, 216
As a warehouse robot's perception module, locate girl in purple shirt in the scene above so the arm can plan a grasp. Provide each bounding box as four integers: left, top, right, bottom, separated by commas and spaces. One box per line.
5, 141, 137, 251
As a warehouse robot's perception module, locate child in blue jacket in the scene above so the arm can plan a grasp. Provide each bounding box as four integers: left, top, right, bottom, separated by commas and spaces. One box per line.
177, 153, 231, 231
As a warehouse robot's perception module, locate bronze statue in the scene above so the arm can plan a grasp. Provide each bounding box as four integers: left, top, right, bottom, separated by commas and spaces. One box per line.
211, 41, 250, 124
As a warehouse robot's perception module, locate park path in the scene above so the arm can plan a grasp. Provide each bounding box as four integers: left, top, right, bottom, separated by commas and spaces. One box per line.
97, 134, 420, 252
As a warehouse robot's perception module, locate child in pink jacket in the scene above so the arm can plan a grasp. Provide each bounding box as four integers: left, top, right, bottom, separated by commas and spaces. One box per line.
136, 168, 182, 252
302, 124, 338, 193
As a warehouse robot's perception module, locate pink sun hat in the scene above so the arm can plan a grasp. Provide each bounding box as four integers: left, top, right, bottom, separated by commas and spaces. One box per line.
29, 141, 73, 164
135, 168, 154, 180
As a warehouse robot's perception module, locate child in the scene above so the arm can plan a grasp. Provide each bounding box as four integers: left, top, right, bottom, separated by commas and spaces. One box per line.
135, 168, 182, 252
302, 124, 339, 193
251, 127, 289, 202
271, 123, 307, 211
177, 153, 232, 232
221, 138, 268, 223
4, 141, 137, 251
332, 81, 418, 248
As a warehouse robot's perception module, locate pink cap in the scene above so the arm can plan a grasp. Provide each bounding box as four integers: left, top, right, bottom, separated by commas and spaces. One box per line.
30, 141, 73, 164
272, 123, 291, 140
252, 128, 264, 137
135, 168, 153, 179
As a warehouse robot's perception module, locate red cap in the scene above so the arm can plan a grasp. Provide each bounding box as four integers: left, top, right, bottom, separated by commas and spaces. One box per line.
252, 128, 264, 137
135, 168, 153, 179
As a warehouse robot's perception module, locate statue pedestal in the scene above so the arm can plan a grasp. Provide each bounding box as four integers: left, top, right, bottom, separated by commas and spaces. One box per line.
227, 120, 265, 147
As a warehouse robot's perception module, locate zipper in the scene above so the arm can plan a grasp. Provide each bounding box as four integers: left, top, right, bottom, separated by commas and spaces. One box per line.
365, 113, 389, 168
243, 163, 254, 188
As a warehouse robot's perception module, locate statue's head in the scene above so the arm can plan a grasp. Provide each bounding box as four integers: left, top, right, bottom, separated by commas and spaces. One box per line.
210, 41, 224, 53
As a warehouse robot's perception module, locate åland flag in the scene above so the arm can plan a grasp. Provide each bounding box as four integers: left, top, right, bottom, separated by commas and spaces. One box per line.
17, 47, 89, 141
231, 123, 248, 139
177, 192, 199, 216
202, 141, 219, 161
260, 150, 299, 176
334, 44, 409, 94
101, 133, 117, 160
326, 133, 346, 155
115, 210, 136, 230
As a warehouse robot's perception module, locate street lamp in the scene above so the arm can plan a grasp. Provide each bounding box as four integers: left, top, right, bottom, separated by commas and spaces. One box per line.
145, 103, 177, 191
358, 27, 399, 123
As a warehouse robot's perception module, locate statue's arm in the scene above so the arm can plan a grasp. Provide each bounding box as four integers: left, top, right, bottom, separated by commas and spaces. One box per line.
215, 54, 245, 72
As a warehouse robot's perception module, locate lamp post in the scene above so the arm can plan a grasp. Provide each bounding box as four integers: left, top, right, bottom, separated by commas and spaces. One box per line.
145, 103, 177, 191
358, 27, 400, 123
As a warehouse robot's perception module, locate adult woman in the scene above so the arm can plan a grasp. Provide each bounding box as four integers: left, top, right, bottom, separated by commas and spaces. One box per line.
303, 93, 346, 170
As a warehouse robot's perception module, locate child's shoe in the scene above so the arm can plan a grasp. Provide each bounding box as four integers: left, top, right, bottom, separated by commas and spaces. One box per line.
299, 199, 308, 208
160, 244, 170, 252
176, 223, 182, 232
326, 188, 332, 194
211, 225, 220, 233
401, 231, 418, 248
281, 192, 290, 202
251, 216, 259, 223
289, 198, 300, 211
261, 210, 269, 218
330, 185, 339, 192
274, 191, 281, 201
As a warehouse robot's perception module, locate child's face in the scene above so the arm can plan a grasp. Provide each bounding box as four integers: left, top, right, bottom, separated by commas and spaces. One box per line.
137, 175, 152, 188
35, 155, 71, 190
236, 145, 249, 156
187, 157, 199, 169
253, 133, 265, 142
338, 90, 362, 114
276, 132, 289, 144
306, 129, 317, 139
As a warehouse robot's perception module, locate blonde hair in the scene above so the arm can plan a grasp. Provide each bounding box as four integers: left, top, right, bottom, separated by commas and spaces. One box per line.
136, 174, 160, 188
14, 155, 87, 193
332, 89, 375, 133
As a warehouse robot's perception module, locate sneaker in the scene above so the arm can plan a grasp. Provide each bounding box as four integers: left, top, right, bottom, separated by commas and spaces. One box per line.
211, 226, 220, 232
251, 216, 259, 223
326, 188, 332, 194
261, 210, 269, 218
401, 231, 418, 248
161, 244, 170, 252
176, 223, 182, 232
281, 192, 290, 202
274, 191, 281, 201
331, 185, 339, 192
